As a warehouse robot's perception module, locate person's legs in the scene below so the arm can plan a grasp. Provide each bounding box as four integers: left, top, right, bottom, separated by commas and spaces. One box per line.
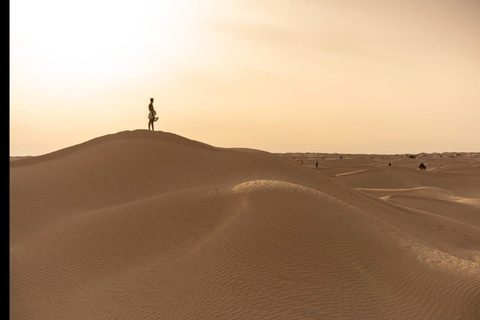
148, 119, 154, 130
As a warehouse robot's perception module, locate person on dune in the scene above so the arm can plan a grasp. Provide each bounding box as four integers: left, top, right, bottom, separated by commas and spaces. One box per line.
148, 98, 158, 131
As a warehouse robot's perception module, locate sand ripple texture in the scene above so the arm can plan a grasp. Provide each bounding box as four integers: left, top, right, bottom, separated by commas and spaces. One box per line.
11, 130, 480, 319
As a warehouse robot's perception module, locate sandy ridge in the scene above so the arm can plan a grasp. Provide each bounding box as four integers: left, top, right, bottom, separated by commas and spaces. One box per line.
10, 130, 480, 319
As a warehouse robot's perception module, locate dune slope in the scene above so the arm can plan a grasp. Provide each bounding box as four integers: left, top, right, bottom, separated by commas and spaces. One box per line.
10, 130, 480, 319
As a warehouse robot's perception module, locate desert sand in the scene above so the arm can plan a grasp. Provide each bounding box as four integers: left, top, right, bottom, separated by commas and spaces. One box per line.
10, 130, 480, 319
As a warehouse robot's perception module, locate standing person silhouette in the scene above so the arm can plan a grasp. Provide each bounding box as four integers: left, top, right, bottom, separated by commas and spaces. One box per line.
148, 98, 157, 131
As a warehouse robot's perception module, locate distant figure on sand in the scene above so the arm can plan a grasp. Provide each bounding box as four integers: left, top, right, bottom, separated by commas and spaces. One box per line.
316, 161, 318, 168
419, 163, 426, 170
388, 161, 391, 166
148, 98, 158, 131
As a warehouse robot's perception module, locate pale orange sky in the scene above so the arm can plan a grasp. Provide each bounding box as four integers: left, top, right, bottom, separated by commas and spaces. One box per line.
10, 0, 480, 155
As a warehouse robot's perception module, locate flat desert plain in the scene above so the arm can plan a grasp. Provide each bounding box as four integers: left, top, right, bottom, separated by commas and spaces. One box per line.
10, 130, 480, 319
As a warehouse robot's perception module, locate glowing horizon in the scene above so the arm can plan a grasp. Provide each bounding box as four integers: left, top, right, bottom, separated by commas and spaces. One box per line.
10, 0, 480, 156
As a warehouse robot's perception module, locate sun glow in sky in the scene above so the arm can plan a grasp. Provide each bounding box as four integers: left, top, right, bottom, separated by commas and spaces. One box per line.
10, 0, 480, 155
12, 1, 194, 85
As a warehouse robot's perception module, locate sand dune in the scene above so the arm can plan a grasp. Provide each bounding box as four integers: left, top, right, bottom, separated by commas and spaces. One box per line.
11, 131, 480, 319
334, 167, 479, 198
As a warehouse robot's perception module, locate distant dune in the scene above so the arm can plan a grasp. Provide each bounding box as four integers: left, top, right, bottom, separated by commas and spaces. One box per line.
9, 156, 32, 162
10, 130, 480, 319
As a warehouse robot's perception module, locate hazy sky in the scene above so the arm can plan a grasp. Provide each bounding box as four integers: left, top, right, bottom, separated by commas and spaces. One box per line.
10, 0, 480, 155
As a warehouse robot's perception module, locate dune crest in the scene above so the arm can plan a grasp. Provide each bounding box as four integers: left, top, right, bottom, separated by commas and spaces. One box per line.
11, 131, 480, 319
